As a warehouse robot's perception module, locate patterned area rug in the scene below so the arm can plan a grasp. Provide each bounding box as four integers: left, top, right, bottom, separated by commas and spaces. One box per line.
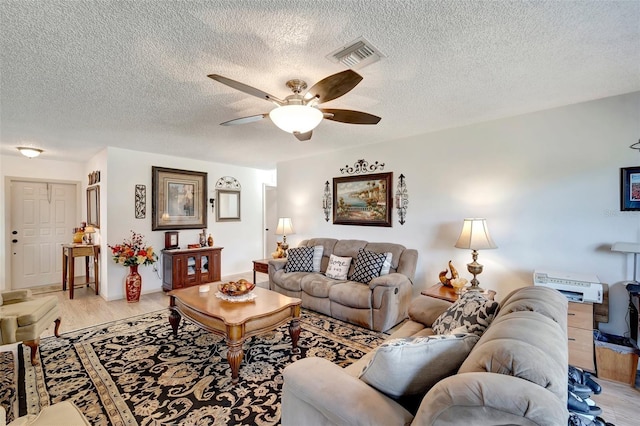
18, 309, 385, 425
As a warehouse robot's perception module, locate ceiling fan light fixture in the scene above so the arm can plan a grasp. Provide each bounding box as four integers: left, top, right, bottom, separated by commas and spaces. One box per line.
269, 105, 323, 134
17, 147, 43, 158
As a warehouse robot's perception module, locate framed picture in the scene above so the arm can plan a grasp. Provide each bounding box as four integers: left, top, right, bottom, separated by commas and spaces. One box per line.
621, 167, 640, 211
333, 172, 393, 227
86, 185, 100, 228
152, 166, 207, 230
164, 231, 179, 249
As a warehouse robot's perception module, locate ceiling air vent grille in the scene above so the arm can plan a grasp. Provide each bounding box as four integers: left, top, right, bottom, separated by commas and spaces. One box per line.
326, 37, 384, 70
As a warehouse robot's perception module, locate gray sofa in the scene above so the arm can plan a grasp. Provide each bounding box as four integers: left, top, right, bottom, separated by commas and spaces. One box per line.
269, 238, 418, 332
282, 285, 569, 426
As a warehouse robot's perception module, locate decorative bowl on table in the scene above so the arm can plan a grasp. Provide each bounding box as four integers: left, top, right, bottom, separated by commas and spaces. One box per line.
217, 279, 255, 297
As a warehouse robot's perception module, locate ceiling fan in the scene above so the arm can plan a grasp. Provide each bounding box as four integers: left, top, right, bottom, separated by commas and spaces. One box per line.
207, 69, 381, 141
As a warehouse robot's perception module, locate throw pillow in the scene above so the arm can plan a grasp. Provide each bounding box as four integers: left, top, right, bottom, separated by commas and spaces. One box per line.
325, 254, 352, 280
312, 245, 324, 272
431, 291, 499, 337
284, 247, 315, 273
350, 248, 387, 283
380, 252, 393, 276
359, 333, 480, 398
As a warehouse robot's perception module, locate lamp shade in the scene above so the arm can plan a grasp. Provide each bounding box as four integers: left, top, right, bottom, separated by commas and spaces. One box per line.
454, 218, 497, 250
17, 147, 43, 158
269, 105, 323, 134
84, 226, 96, 234
275, 217, 295, 235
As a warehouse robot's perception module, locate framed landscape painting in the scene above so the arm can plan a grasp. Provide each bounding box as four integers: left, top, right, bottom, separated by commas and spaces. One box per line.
152, 166, 207, 230
333, 172, 392, 227
621, 166, 640, 211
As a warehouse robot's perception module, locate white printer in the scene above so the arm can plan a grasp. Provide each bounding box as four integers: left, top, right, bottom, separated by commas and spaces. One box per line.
533, 269, 603, 304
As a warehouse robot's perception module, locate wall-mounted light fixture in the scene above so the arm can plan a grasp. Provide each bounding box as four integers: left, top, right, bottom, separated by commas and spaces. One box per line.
395, 174, 408, 225
322, 181, 332, 222
17, 147, 43, 158
209, 198, 215, 212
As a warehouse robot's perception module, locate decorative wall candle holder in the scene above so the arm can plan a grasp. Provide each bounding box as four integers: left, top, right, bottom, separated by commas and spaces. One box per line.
395, 173, 408, 225
322, 180, 332, 222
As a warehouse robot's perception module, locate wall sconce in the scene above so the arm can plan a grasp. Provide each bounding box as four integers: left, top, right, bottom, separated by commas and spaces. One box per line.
322, 181, 332, 222
395, 174, 408, 225
209, 198, 215, 212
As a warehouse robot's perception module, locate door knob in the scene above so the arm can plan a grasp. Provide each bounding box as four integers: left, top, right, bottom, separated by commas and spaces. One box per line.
12, 239, 18, 243
12, 230, 17, 234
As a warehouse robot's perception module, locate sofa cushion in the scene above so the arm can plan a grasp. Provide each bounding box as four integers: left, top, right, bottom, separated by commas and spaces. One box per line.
285, 247, 315, 273
329, 282, 372, 309
350, 249, 387, 283
358, 333, 480, 398
431, 291, 499, 337
301, 274, 340, 298
325, 254, 352, 280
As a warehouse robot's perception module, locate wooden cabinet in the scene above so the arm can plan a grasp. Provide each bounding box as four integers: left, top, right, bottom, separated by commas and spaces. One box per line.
568, 302, 595, 372
162, 247, 222, 291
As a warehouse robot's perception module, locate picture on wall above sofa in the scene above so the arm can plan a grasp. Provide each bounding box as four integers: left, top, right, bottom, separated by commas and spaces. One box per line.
333, 172, 392, 227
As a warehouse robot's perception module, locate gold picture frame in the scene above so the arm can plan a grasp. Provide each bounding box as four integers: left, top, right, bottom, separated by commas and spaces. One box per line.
152, 166, 207, 230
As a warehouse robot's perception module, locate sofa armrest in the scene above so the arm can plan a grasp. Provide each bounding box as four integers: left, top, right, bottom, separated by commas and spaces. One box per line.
282, 357, 414, 426
368, 273, 410, 290
0, 290, 32, 306
268, 258, 287, 272
407, 296, 452, 327
414, 372, 568, 426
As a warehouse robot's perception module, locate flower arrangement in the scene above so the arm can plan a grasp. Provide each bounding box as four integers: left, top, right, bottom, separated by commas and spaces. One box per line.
108, 231, 158, 267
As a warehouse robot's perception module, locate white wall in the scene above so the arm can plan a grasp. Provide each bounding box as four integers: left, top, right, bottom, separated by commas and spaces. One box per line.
103, 147, 276, 300
276, 92, 640, 337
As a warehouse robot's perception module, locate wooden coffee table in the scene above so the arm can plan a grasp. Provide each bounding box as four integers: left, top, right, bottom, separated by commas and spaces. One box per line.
168, 285, 301, 384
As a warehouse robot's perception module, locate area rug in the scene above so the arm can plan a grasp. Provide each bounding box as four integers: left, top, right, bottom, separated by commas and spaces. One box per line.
18, 309, 386, 425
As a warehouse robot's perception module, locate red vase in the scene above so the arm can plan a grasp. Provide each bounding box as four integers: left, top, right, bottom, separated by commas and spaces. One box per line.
125, 265, 142, 303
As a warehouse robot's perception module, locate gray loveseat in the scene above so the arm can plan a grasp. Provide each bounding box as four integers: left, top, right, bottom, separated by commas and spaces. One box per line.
269, 238, 418, 332
282, 285, 569, 425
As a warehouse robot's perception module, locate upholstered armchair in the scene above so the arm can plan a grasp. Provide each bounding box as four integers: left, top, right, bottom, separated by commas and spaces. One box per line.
0, 290, 61, 365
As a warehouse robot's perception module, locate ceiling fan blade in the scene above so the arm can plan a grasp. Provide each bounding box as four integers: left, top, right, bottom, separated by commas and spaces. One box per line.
220, 114, 268, 126
321, 109, 381, 125
305, 70, 363, 104
293, 130, 313, 141
208, 74, 284, 105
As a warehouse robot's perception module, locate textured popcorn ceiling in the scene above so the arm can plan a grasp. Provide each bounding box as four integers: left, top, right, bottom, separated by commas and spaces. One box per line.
1, 0, 639, 169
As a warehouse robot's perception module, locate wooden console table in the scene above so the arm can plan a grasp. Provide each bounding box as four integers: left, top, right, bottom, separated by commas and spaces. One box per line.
62, 244, 100, 299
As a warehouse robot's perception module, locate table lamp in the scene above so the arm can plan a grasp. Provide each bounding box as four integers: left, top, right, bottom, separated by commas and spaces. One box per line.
84, 226, 96, 244
275, 218, 295, 256
454, 218, 497, 291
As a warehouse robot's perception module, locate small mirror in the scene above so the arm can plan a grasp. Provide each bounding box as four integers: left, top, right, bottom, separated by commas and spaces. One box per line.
87, 185, 100, 228
216, 189, 240, 221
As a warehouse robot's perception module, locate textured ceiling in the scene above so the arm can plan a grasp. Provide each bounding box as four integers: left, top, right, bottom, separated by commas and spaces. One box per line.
1, 0, 639, 169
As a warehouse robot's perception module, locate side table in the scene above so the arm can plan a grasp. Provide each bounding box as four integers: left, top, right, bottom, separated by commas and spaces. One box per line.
252, 259, 270, 284
421, 283, 496, 303
62, 244, 100, 299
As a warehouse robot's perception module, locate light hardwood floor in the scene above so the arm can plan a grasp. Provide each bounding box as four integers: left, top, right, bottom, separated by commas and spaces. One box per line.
16, 272, 640, 425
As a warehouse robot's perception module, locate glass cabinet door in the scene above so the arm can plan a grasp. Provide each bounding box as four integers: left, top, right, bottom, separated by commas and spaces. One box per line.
200, 253, 212, 282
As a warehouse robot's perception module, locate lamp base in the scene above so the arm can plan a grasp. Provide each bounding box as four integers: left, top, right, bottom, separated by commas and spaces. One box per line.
466, 253, 484, 291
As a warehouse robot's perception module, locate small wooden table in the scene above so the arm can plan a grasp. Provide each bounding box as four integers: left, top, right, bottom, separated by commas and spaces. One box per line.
421, 283, 496, 303
168, 285, 301, 384
252, 259, 270, 284
62, 244, 100, 299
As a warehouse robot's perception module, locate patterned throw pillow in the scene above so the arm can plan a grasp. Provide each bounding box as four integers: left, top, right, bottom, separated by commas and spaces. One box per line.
284, 247, 315, 273
431, 291, 499, 337
312, 245, 324, 272
380, 252, 393, 276
325, 254, 352, 280
358, 333, 480, 398
350, 248, 387, 283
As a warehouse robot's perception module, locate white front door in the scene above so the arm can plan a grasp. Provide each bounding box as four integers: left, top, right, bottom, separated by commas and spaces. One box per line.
10, 180, 77, 288
263, 185, 277, 258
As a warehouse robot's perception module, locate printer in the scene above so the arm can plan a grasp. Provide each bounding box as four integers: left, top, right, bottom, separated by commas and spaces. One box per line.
533, 269, 603, 304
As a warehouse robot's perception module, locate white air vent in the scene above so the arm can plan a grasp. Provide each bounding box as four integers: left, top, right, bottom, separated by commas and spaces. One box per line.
326, 37, 385, 70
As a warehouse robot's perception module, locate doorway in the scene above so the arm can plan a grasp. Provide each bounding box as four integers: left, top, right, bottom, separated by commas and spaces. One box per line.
9, 179, 78, 289
263, 185, 277, 258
